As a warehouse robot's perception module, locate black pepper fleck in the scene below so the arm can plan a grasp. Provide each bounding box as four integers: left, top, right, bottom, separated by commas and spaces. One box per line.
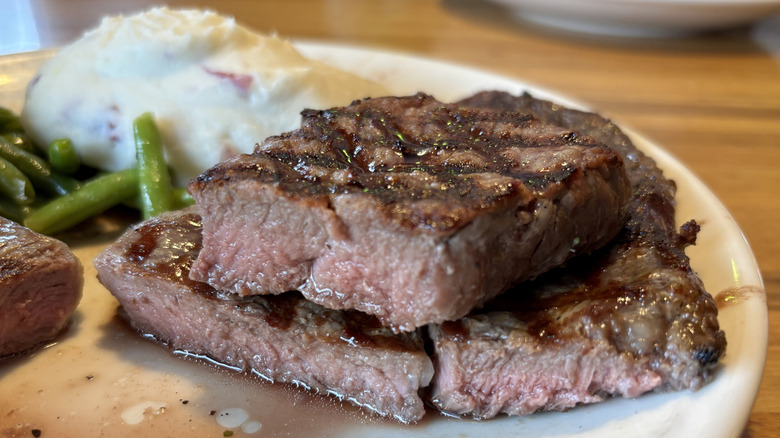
31, 430, 42, 437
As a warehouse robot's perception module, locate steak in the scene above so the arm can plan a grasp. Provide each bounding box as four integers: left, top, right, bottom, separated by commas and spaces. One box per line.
0, 217, 83, 357
94, 209, 434, 424
426, 92, 727, 418
189, 93, 633, 332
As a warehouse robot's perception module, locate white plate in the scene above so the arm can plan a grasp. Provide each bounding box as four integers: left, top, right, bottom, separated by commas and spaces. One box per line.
0, 44, 767, 437
486, 0, 780, 36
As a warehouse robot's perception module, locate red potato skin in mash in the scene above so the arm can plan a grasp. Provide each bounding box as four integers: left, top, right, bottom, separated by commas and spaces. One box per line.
20, 7, 387, 187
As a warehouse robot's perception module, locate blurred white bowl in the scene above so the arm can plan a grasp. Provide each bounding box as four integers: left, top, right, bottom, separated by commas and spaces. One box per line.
488, 0, 780, 36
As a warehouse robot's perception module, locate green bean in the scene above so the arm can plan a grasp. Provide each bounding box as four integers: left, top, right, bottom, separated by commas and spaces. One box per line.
0, 156, 34, 205
51, 172, 81, 193
133, 112, 172, 219
24, 168, 138, 235
171, 187, 195, 210
0, 197, 33, 223
0, 107, 18, 131
122, 186, 192, 212
121, 195, 141, 211
0, 136, 79, 196
1, 118, 23, 134
2, 132, 38, 155
48, 138, 81, 175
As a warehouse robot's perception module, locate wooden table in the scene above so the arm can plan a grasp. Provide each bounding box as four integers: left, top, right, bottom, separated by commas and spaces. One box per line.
13, 1, 780, 436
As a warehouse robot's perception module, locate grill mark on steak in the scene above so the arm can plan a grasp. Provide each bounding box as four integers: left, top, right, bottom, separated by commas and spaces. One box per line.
95, 209, 434, 423
0, 217, 83, 358
426, 91, 726, 419
254, 94, 619, 231
189, 93, 633, 331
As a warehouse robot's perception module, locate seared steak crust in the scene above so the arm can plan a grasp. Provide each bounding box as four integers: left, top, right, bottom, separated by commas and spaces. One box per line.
94, 210, 434, 423
427, 92, 726, 418
0, 217, 83, 357
189, 93, 632, 331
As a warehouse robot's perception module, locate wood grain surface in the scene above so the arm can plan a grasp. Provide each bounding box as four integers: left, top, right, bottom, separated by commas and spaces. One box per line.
17, 1, 780, 436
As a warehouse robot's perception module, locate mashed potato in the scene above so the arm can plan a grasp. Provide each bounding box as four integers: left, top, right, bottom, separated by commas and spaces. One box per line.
21, 8, 388, 186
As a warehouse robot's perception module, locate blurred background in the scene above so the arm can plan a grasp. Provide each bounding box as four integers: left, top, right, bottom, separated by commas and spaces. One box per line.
1, 1, 779, 436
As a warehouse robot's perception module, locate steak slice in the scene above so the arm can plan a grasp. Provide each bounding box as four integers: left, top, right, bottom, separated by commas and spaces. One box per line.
189, 93, 633, 332
426, 92, 726, 418
0, 217, 83, 357
94, 209, 434, 424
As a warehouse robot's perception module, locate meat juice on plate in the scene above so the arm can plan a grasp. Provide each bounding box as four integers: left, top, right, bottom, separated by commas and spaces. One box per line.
0, 239, 393, 437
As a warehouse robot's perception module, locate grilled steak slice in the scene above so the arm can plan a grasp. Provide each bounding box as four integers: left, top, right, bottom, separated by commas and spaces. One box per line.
426, 92, 726, 418
0, 217, 83, 357
189, 93, 632, 331
94, 209, 434, 424
458, 91, 676, 203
